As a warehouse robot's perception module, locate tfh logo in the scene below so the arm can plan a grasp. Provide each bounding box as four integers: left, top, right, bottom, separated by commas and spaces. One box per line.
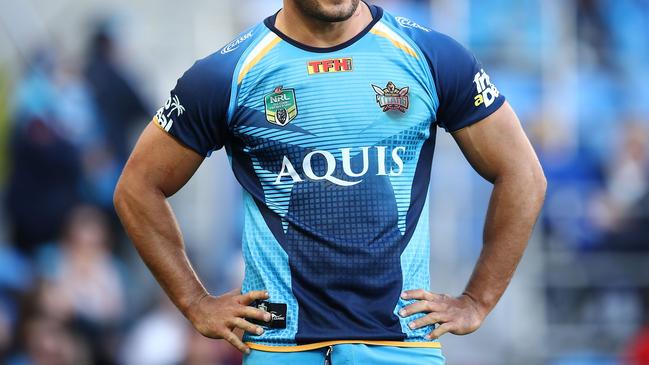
307, 58, 353, 75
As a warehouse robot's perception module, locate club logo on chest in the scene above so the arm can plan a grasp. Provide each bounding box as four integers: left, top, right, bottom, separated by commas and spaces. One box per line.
372, 82, 410, 113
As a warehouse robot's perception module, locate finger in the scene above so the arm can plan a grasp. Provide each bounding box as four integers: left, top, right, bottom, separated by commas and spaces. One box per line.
401, 289, 442, 301
223, 329, 251, 354
238, 306, 272, 322
408, 313, 447, 330
428, 322, 453, 340
399, 300, 444, 317
238, 290, 270, 304
231, 317, 264, 336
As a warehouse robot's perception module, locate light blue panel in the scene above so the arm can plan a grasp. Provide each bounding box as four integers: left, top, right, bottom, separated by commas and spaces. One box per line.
240, 190, 299, 345
394, 193, 434, 341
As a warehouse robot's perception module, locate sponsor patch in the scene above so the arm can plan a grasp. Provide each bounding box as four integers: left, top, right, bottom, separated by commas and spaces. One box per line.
249, 300, 287, 329
395, 16, 431, 32
220, 31, 253, 54
473, 69, 500, 108
307, 58, 353, 74
155, 94, 185, 132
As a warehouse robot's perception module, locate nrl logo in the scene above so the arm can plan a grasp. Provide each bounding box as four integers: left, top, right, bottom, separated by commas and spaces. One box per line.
264, 86, 298, 126
372, 82, 409, 113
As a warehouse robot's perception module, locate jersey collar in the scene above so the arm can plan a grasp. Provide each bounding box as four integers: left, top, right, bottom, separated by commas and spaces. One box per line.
263, 2, 383, 53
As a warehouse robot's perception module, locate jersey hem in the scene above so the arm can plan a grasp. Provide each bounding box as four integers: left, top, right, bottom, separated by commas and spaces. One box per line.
246, 340, 442, 352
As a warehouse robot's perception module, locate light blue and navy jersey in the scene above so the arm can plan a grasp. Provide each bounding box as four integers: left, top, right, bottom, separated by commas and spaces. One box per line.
154, 4, 504, 352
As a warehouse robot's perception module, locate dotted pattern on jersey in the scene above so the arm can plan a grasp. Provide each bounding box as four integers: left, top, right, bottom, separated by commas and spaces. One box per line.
395, 195, 434, 341
285, 166, 407, 342
240, 191, 299, 346
234, 118, 430, 236
378, 120, 430, 233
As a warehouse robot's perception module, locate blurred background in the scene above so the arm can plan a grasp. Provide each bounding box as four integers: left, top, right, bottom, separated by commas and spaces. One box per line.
0, 0, 647, 364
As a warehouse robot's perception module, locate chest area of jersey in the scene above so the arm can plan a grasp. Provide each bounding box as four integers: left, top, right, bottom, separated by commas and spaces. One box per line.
232, 53, 435, 152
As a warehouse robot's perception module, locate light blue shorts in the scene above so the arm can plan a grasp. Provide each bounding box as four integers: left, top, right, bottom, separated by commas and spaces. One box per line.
243, 344, 445, 365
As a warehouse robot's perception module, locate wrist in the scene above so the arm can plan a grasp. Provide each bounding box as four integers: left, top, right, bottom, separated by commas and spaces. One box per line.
182, 291, 209, 322
460, 292, 491, 319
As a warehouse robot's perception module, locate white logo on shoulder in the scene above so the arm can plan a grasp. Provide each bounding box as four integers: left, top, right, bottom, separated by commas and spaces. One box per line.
473, 69, 500, 108
221, 31, 253, 54
395, 16, 431, 32
155, 94, 185, 132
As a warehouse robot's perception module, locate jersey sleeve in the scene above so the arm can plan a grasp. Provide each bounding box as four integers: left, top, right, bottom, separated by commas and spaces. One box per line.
413, 31, 505, 132
154, 56, 233, 156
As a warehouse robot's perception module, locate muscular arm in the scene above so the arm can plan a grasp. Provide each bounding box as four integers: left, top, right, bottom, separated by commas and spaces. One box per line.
400, 102, 546, 339
454, 101, 546, 318
114, 122, 270, 353
114, 123, 207, 313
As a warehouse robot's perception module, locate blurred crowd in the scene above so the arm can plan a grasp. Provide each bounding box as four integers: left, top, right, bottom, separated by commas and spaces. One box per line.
0, 20, 245, 365
0, 0, 647, 364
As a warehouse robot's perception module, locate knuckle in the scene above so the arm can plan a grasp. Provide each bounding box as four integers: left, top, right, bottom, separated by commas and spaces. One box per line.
252, 309, 266, 318
238, 307, 251, 318
226, 333, 238, 344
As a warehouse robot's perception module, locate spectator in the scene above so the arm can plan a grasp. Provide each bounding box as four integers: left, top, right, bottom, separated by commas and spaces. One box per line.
85, 20, 149, 164
43, 205, 126, 364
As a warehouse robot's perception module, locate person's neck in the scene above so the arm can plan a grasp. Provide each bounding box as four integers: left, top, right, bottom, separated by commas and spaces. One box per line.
275, 2, 372, 48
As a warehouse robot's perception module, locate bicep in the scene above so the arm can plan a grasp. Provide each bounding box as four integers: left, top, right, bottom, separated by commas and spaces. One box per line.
120, 121, 204, 197
451, 101, 542, 184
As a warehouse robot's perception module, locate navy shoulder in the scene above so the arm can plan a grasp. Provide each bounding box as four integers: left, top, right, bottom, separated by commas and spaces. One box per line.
154, 24, 264, 156
382, 13, 505, 132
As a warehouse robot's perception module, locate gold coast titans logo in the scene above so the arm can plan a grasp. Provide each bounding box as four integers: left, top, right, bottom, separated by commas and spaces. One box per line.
372, 82, 410, 113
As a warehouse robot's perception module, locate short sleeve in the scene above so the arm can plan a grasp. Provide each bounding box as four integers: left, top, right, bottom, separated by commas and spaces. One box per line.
410, 30, 505, 132
154, 58, 230, 156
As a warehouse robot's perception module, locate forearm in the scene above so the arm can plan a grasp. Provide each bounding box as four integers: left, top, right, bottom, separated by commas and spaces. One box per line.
463, 171, 546, 316
114, 179, 207, 316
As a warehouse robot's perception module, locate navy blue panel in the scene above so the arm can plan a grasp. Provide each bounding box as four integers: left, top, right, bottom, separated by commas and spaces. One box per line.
156, 28, 256, 156
404, 125, 437, 243
404, 27, 506, 132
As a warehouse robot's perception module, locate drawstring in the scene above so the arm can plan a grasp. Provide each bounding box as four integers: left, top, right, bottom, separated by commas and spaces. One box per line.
324, 345, 333, 365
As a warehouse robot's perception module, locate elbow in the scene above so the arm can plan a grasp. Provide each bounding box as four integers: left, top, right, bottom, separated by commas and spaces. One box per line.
113, 172, 165, 218
113, 176, 137, 218
498, 163, 547, 204
113, 178, 127, 217
527, 164, 547, 205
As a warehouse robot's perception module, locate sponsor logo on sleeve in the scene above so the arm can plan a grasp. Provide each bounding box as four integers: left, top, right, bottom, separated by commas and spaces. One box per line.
220, 31, 253, 54
473, 69, 500, 108
395, 16, 431, 32
307, 58, 353, 74
155, 94, 185, 132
